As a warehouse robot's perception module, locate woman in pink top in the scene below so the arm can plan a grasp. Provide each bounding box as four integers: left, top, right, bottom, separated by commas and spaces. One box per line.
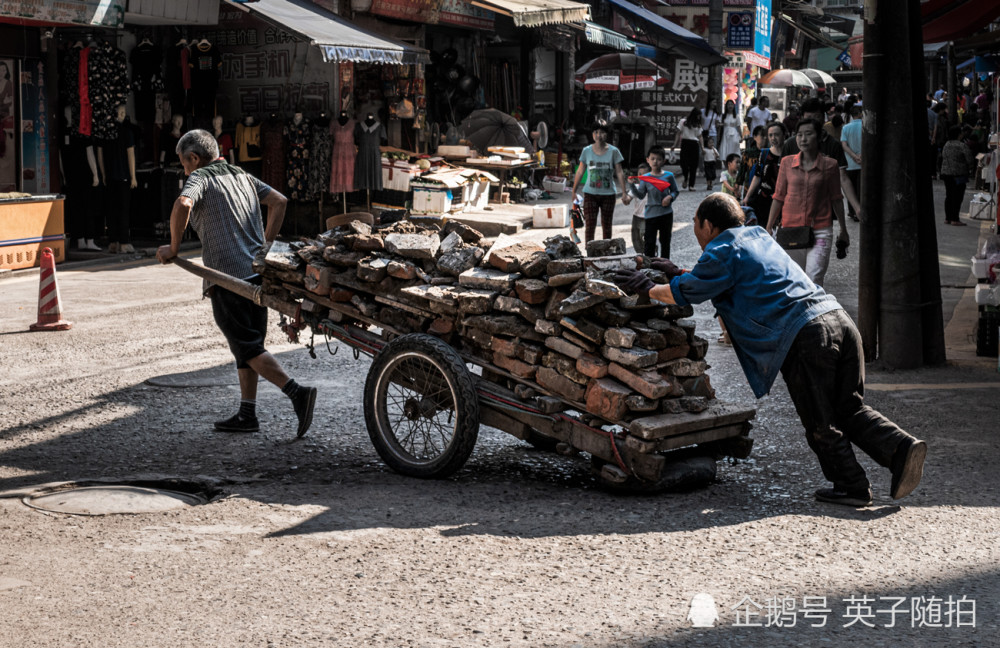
767, 118, 849, 287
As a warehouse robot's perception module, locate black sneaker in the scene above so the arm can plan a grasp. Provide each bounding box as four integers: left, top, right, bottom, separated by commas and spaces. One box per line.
291, 386, 317, 438
214, 414, 260, 433
815, 487, 873, 507
890, 438, 927, 500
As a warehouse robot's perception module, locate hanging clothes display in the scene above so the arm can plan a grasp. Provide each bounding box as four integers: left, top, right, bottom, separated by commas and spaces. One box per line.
235, 121, 261, 163
130, 40, 163, 124
165, 41, 191, 116
283, 117, 311, 201
353, 119, 385, 191
260, 116, 284, 189
329, 118, 356, 194
307, 116, 332, 201
89, 40, 130, 141
59, 46, 83, 135
189, 40, 221, 118
78, 46, 93, 136
216, 132, 234, 161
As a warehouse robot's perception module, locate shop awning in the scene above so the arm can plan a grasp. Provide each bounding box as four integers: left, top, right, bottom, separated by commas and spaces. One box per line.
470, 0, 590, 28
229, 0, 429, 64
605, 0, 725, 67
584, 21, 635, 52
922, 0, 1000, 44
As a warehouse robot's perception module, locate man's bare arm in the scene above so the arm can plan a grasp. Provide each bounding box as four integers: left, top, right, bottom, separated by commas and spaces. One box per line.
261, 190, 288, 242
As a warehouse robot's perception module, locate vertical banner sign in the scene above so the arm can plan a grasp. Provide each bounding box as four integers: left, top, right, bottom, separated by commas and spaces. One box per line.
20, 60, 49, 194
744, 0, 771, 69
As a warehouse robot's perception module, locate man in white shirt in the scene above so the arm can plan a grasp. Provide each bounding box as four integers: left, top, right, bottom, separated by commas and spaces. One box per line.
746, 96, 772, 136
837, 87, 849, 104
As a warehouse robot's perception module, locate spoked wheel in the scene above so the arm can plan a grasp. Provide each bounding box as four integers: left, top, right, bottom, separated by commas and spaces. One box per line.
363, 334, 479, 478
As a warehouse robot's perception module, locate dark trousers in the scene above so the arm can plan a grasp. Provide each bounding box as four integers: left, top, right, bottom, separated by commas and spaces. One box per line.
846, 168, 861, 217
704, 160, 718, 186
679, 139, 700, 188
780, 310, 913, 492
105, 179, 132, 244
941, 175, 966, 222
583, 193, 616, 243
643, 213, 673, 257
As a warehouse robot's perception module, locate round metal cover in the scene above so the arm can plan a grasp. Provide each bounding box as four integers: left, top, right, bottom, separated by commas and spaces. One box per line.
24, 485, 207, 516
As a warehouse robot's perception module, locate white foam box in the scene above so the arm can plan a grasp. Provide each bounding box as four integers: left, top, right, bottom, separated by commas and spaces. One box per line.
532, 204, 569, 228
411, 183, 454, 215
975, 283, 1000, 306
438, 145, 471, 158
970, 198, 993, 221
542, 176, 567, 193
972, 257, 994, 280
462, 179, 491, 211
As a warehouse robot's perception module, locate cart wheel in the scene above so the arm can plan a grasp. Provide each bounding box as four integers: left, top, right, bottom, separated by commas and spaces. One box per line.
364, 333, 479, 478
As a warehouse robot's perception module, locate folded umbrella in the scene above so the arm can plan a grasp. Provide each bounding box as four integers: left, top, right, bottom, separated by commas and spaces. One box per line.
459, 108, 532, 153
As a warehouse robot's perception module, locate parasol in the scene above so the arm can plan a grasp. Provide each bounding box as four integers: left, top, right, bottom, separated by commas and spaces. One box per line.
800, 68, 837, 91
758, 68, 816, 88
575, 53, 672, 91
459, 108, 532, 153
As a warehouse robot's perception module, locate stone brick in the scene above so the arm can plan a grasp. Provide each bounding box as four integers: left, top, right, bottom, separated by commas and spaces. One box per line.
493, 352, 537, 379
604, 327, 636, 348
515, 279, 551, 304
462, 314, 534, 338
456, 289, 497, 315
438, 231, 464, 255
657, 304, 695, 320
560, 317, 605, 345
304, 263, 332, 295
681, 375, 715, 399
542, 352, 589, 385
486, 240, 545, 273
548, 272, 586, 288
544, 336, 586, 360
562, 330, 597, 353
491, 336, 520, 357
585, 238, 626, 257
607, 362, 675, 399
590, 301, 632, 327
384, 233, 440, 259
659, 358, 708, 378
441, 220, 484, 244
583, 255, 637, 272
347, 220, 372, 236
676, 318, 697, 342
513, 383, 537, 400
535, 319, 562, 336
350, 295, 379, 317
688, 335, 709, 360
400, 284, 458, 306
427, 318, 454, 336
546, 258, 584, 275
657, 345, 690, 363
585, 377, 632, 421
438, 247, 485, 277
543, 235, 581, 259
585, 276, 625, 298
516, 342, 545, 365
459, 267, 520, 291
660, 398, 683, 414
464, 327, 493, 350
645, 319, 689, 346
329, 287, 355, 302
680, 396, 710, 412
629, 324, 667, 350
494, 294, 544, 324
323, 248, 365, 267
424, 300, 458, 317
357, 257, 389, 283
349, 233, 385, 252
626, 394, 659, 412
387, 260, 417, 280
600, 345, 658, 369
576, 353, 609, 379
536, 366, 586, 402
521, 251, 550, 278
557, 289, 606, 316
544, 290, 570, 320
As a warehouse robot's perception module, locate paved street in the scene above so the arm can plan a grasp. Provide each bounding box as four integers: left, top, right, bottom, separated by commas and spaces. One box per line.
0, 178, 998, 647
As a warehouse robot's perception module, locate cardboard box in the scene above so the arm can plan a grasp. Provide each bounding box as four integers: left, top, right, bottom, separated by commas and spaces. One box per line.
972, 257, 996, 280
411, 182, 454, 215
542, 176, 567, 193
532, 204, 569, 228
0, 197, 66, 270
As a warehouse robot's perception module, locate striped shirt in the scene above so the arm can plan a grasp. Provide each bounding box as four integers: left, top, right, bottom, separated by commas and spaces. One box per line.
180, 159, 271, 281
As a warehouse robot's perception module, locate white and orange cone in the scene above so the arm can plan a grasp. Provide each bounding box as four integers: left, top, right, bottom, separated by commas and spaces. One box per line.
29, 247, 72, 332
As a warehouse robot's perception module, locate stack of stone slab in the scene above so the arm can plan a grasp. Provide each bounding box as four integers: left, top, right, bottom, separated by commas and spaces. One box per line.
255, 220, 717, 428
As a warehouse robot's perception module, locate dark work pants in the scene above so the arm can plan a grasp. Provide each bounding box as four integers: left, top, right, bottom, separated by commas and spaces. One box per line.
780, 309, 913, 492
941, 175, 966, 222
679, 139, 700, 188
106, 179, 132, 244
704, 160, 718, 186
643, 213, 673, 258
583, 193, 616, 243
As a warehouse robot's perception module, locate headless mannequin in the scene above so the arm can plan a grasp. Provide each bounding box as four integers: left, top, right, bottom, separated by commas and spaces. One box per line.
213, 114, 235, 164
98, 105, 138, 253
365, 113, 376, 127
338, 110, 349, 126
244, 115, 255, 127
161, 114, 184, 166
293, 112, 304, 126
61, 106, 100, 250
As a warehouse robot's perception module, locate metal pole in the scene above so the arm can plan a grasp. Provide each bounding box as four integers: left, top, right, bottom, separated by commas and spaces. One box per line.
858, 1, 881, 359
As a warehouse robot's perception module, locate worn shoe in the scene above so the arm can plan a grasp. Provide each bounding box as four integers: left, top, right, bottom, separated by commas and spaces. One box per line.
292, 385, 317, 438
890, 438, 927, 499
815, 487, 873, 507
120, 243, 136, 253
214, 413, 260, 433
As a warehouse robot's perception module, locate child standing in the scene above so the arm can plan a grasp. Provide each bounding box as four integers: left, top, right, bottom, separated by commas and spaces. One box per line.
628, 146, 680, 257
629, 162, 651, 254
703, 136, 720, 190
721, 153, 740, 197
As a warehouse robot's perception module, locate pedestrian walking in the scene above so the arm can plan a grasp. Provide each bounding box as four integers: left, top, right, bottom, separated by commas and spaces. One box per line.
627, 146, 680, 257
735, 126, 767, 199
630, 161, 651, 254
571, 121, 631, 243
612, 193, 927, 507
673, 108, 704, 191
745, 96, 772, 138
701, 98, 720, 146
840, 104, 863, 221
703, 137, 720, 190
940, 125, 974, 226
718, 100, 742, 162
767, 118, 849, 287
156, 129, 318, 437
742, 122, 785, 227
720, 153, 740, 196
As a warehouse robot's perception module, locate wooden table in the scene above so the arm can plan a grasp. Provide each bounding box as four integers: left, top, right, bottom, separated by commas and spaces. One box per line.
458, 161, 538, 201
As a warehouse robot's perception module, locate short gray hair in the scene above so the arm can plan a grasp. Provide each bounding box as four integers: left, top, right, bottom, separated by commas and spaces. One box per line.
176, 129, 219, 161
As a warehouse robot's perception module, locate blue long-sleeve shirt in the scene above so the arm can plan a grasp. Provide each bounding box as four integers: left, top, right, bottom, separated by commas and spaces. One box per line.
668, 226, 840, 397
628, 171, 680, 219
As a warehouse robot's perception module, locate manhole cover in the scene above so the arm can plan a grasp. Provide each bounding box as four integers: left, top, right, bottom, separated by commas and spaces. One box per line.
23, 482, 213, 516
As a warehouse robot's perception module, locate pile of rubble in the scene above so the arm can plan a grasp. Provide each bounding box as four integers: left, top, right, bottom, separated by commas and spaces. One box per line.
255, 219, 717, 426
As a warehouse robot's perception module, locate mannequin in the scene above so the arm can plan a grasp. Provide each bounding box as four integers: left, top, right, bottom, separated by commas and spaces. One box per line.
310, 111, 333, 201
160, 114, 184, 167
189, 37, 221, 117
330, 110, 356, 195
98, 105, 137, 253
284, 110, 312, 200
337, 110, 349, 126
237, 114, 263, 177
354, 112, 386, 193
213, 115, 234, 164
60, 106, 101, 251
365, 112, 376, 127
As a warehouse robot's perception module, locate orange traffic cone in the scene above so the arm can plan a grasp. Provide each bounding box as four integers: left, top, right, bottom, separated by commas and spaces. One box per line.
29, 247, 72, 332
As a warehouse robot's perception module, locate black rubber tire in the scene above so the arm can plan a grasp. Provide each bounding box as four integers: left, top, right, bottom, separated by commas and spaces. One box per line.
364, 333, 479, 478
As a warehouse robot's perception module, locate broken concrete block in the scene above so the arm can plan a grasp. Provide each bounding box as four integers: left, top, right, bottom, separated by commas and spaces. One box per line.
542, 352, 589, 385
521, 251, 550, 278
535, 319, 562, 336
604, 327, 636, 348
689, 335, 709, 360
486, 237, 545, 273
680, 375, 715, 399
626, 394, 660, 412
646, 319, 689, 346
560, 317, 605, 345
438, 246, 485, 277
516, 342, 545, 365
562, 330, 597, 353
544, 235, 581, 259
607, 362, 675, 399
544, 336, 586, 360
456, 288, 497, 315
576, 353, 609, 379
515, 279, 551, 305
463, 328, 493, 350
323, 248, 365, 267
387, 260, 418, 280
493, 352, 537, 379
384, 233, 440, 260
548, 272, 586, 288
536, 366, 586, 402
400, 284, 458, 306
659, 358, 708, 377
585, 377, 632, 421
583, 255, 637, 272
348, 220, 372, 236
458, 267, 520, 291
462, 314, 534, 338
590, 302, 632, 327
629, 324, 667, 350
585, 276, 626, 298
546, 257, 584, 275
585, 238, 626, 257
350, 295, 379, 317
491, 335, 520, 357
680, 396, 710, 413
349, 234, 385, 252
544, 290, 570, 320
657, 345, 691, 363
441, 220, 484, 244
329, 287, 354, 302
601, 345, 658, 369
357, 257, 389, 283
438, 231, 464, 256
557, 289, 606, 316
494, 295, 544, 324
